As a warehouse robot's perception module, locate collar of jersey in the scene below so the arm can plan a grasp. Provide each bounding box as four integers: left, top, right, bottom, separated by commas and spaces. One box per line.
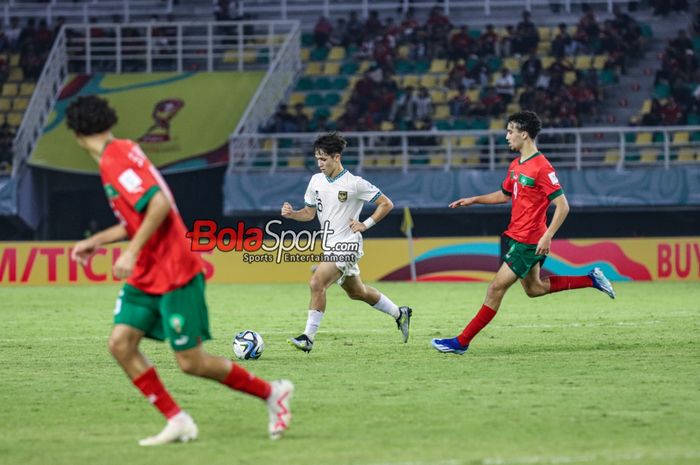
518, 151, 541, 165
325, 168, 347, 183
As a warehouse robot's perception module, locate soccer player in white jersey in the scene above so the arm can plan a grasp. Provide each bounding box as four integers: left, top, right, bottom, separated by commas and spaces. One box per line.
281, 132, 412, 353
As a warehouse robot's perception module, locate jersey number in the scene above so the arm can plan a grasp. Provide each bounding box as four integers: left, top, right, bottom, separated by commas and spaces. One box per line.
513, 182, 518, 200
316, 196, 323, 212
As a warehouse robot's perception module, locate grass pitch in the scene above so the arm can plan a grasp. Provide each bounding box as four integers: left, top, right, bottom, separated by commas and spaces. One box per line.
1, 282, 699, 465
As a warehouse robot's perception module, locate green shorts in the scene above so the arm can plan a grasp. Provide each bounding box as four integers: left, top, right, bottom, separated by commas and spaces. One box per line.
502, 237, 547, 279
113, 273, 211, 351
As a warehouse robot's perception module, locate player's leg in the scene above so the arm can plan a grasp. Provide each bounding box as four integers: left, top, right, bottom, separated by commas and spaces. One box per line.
173, 345, 293, 440
432, 262, 519, 354
289, 261, 342, 352
111, 286, 192, 446
340, 275, 412, 342
526, 264, 616, 299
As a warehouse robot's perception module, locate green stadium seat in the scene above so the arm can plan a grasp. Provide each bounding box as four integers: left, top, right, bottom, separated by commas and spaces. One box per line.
323, 93, 340, 106
314, 107, 331, 120
301, 33, 314, 47
296, 77, 314, 91
331, 77, 349, 90
414, 60, 430, 73
310, 47, 329, 61
436, 121, 452, 131
315, 77, 332, 90
654, 83, 670, 99
396, 60, 414, 74
340, 61, 358, 75
304, 93, 324, 106
640, 23, 653, 39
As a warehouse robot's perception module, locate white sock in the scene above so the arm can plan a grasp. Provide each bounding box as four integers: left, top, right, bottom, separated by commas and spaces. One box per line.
372, 293, 400, 319
304, 310, 324, 340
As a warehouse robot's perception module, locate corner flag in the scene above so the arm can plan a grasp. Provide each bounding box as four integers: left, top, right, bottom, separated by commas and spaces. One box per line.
400, 207, 414, 236
400, 207, 417, 281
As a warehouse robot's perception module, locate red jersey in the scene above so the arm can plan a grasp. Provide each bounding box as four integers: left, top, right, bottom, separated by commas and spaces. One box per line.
501, 152, 564, 244
100, 139, 202, 294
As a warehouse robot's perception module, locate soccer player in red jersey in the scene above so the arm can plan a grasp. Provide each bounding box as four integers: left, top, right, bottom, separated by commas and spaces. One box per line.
66, 96, 293, 444
432, 111, 615, 355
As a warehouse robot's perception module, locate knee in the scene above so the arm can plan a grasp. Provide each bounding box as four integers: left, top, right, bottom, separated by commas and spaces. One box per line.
309, 277, 326, 295
108, 334, 135, 360
177, 355, 203, 376
346, 287, 365, 301
523, 285, 541, 298
486, 282, 506, 300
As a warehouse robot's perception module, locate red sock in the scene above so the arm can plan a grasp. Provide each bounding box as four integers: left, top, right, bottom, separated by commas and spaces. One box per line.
220, 364, 272, 400
457, 304, 497, 347
549, 275, 593, 293
132, 366, 181, 420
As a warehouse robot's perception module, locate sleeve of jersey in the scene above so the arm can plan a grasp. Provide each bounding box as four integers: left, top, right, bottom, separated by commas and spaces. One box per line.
501, 171, 514, 196
356, 177, 382, 203
303, 178, 316, 208
539, 167, 564, 200
109, 157, 161, 213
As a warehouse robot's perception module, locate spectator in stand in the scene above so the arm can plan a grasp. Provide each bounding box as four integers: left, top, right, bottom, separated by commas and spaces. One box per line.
414, 86, 434, 120
651, 0, 688, 16
519, 86, 536, 111
661, 97, 684, 125
481, 86, 505, 116
365, 11, 383, 39
670, 30, 693, 56
214, 0, 230, 21
6, 17, 22, 51
313, 17, 333, 48
446, 59, 468, 90
495, 68, 515, 104
479, 24, 498, 56
266, 104, 296, 133
330, 18, 347, 47
641, 98, 663, 126
345, 12, 364, 47
521, 54, 542, 88
548, 56, 574, 88
292, 104, 310, 133
575, 6, 599, 53
449, 26, 472, 63
400, 10, 420, 40
390, 86, 416, 126
551, 23, 577, 57
34, 19, 54, 54
499, 25, 518, 58
449, 85, 471, 117
515, 11, 539, 55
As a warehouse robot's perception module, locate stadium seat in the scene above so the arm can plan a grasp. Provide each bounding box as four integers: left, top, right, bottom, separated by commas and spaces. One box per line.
676, 148, 696, 162
593, 55, 607, 70
414, 60, 430, 73
296, 77, 314, 91
12, 98, 28, 111
541, 56, 555, 69
452, 119, 470, 130
331, 77, 348, 90
402, 75, 420, 88
315, 77, 332, 90
375, 154, 397, 167
7, 112, 22, 126
537, 41, 551, 54
538, 26, 552, 41
323, 62, 341, 75
489, 118, 504, 130
603, 150, 619, 164
0, 99, 11, 112
421, 74, 439, 88
9, 68, 23, 81
599, 69, 617, 84
672, 132, 690, 145
564, 71, 577, 85
430, 89, 446, 104
380, 121, 395, 131
635, 132, 653, 145
429, 154, 446, 166
305, 62, 322, 75
2, 83, 18, 97
358, 61, 371, 74
300, 48, 310, 61
323, 93, 340, 106
467, 89, 480, 101
640, 149, 659, 163
310, 47, 329, 61
434, 104, 450, 120
304, 93, 323, 106
641, 99, 652, 114
503, 57, 519, 72
328, 47, 345, 61
286, 156, 305, 168
575, 55, 592, 69
330, 105, 344, 120
9, 54, 19, 67
314, 107, 331, 119
289, 92, 305, 106
340, 61, 358, 75
430, 59, 448, 73
397, 45, 410, 59
458, 135, 476, 147
654, 83, 670, 99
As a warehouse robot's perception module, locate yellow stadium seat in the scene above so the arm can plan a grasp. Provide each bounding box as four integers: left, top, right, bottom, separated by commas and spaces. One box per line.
12, 97, 28, 111
465, 154, 481, 165
635, 132, 652, 144
340, 90, 352, 104
446, 89, 459, 101
677, 148, 696, 162
451, 155, 468, 167
7, 112, 22, 126
503, 57, 519, 72
380, 121, 395, 131
421, 74, 439, 88
300, 48, 310, 61
328, 47, 345, 61
593, 55, 607, 70
222, 50, 255, 63
603, 150, 619, 164
323, 62, 340, 75
402, 75, 419, 88
305, 62, 322, 75
537, 41, 551, 54
542, 56, 555, 69
429, 154, 446, 166
430, 59, 448, 73
302, 107, 314, 119
430, 90, 446, 104
9, 54, 19, 66
9, 68, 23, 81
458, 136, 476, 147
641, 99, 652, 114
506, 102, 519, 114
564, 71, 577, 85
375, 155, 397, 167
538, 26, 552, 41
262, 139, 274, 150
0, 99, 11, 111
397, 45, 410, 59
640, 149, 659, 163
575, 55, 592, 69
434, 104, 450, 120
358, 61, 371, 73
672, 132, 689, 145
363, 155, 378, 167
489, 118, 504, 130
467, 89, 480, 101
289, 92, 305, 106
287, 156, 305, 168
2, 83, 18, 97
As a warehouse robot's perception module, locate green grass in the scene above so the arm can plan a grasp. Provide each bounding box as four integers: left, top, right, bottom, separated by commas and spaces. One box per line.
1, 282, 699, 465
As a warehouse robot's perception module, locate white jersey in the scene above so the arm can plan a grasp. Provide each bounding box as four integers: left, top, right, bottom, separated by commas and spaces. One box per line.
304, 169, 381, 249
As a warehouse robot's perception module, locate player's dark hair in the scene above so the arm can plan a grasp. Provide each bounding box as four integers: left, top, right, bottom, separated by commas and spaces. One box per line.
507, 111, 542, 139
66, 95, 118, 136
314, 132, 347, 157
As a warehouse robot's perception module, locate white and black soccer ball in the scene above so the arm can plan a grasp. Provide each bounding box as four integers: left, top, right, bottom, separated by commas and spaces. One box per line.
232, 330, 264, 360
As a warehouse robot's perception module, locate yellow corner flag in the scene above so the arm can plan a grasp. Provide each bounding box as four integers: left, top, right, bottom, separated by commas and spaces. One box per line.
400, 207, 414, 236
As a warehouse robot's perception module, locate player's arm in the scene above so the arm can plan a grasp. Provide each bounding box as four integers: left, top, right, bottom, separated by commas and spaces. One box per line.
349, 193, 393, 233
281, 202, 316, 222
449, 190, 510, 208
113, 190, 171, 279
71, 224, 128, 266
535, 194, 570, 255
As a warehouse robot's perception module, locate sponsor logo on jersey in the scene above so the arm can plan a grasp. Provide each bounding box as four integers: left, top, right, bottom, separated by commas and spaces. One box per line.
548, 172, 560, 185
118, 168, 144, 194
518, 173, 536, 187
338, 191, 348, 202
104, 183, 119, 199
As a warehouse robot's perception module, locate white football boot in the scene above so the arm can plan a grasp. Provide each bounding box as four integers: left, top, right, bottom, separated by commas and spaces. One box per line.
266, 380, 294, 440
138, 411, 198, 446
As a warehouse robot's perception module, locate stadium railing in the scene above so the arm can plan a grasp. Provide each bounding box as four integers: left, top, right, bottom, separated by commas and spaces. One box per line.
0, 0, 173, 24
11, 20, 301, 175
227, 126, 700, 174
234, 0, 631, 22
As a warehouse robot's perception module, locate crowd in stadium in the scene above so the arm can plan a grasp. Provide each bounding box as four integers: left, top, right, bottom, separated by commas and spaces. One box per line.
264, 4, 651, 134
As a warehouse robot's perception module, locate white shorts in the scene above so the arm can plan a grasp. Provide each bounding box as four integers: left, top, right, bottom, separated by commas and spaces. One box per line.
328, 250, 363, 286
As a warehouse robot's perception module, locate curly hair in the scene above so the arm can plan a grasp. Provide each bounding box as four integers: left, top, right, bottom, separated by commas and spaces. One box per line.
313, 131, 347, 157
506, 111, 542, 139
66, 95, 118, 136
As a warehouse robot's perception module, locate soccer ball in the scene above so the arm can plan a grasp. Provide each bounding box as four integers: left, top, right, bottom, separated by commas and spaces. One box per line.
232, 330, 264, 360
